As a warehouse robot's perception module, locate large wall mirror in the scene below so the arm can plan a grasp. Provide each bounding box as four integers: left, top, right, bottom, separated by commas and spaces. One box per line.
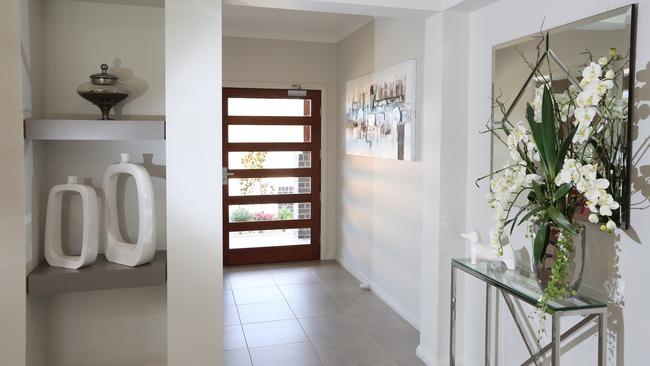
491, 5, 637, 228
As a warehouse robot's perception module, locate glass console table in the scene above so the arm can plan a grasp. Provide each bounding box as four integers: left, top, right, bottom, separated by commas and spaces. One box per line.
450, 258, 607, 366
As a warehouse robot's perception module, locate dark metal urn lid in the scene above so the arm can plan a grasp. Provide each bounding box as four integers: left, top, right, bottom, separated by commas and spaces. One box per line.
89, 63, 119, 85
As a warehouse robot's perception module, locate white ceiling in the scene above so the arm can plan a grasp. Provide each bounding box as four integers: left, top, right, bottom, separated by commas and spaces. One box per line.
223, 5, 374, 43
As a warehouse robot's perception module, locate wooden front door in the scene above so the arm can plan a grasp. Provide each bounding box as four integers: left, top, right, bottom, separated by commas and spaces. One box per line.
222, 88, 321, 266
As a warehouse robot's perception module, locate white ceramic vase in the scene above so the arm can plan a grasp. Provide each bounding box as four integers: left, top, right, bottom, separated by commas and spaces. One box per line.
44, 176, 99, 269
103, 153, 156, 266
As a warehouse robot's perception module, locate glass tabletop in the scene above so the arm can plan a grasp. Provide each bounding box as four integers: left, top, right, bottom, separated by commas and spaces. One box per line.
452, 258, 606, 312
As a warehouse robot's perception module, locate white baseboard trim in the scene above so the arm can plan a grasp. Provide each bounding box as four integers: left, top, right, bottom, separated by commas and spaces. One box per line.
416, 345, 437, 366
335, 256, 420, 330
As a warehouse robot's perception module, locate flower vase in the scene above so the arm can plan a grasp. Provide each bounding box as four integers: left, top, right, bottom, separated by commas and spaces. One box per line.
533, 223, 586, 292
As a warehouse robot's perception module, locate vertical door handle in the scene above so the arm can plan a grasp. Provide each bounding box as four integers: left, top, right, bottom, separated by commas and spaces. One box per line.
222, 167, 235, 185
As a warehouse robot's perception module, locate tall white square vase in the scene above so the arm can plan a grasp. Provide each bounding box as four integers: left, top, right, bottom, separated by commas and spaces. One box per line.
103, 153, 156, 267
44, 176, 99, 269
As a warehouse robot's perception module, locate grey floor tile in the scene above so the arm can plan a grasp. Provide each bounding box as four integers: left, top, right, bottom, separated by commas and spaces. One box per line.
265, 261, 320, 271
288, 295, 345, 318
312, 266, 358, 282
321, 279, 364, 298
233, 286, 284, 305
280, 283, 332, 300
229, 271, 276, 289
298, 314, 366, 341
312, 333, 388, 366
238, 301, 295, 324
249, 342, 323, 366
336, 291, 390, 313
227, 265, 271, 273
225, 305, 241, 326
272, 269, 321, 285
243, 319, 308, 348
394, 358, 427, 366
351, 308, 412, 333
368, 324, 420, 360
225, 290, 236, 306
224, 325, 247, 351
223, 261, 422, 365
224, 349, 252, 366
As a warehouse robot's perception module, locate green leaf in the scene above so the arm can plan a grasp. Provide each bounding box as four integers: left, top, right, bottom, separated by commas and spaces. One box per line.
531, 181, 546, 204
526, 103, 554, 176
553, 183, 572, 203
555, 126, 578, 172
509, 203, 532, 235
526, 104, 546, 162
540, 87, 558, 176
534, 218, 549, 262
518, 205, 546, 227
546, 206, 576, 235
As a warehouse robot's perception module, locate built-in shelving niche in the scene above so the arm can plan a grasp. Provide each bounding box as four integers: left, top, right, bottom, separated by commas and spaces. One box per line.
24, 117, 167, 294
22, 0, 168, 364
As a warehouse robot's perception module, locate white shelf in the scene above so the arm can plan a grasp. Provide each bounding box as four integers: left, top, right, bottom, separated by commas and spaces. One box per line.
25, 118, 166, 141
28, 251, 167, 295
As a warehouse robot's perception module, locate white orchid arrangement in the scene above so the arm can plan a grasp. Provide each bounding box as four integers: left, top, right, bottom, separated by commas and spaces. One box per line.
481, 47, 629, 300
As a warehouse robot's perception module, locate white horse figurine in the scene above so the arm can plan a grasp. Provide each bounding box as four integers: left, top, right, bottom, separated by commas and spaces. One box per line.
461, 231, 515, 270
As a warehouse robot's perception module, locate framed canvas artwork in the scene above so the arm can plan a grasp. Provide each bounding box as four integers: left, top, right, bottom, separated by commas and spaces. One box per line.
345, 60, 417, 161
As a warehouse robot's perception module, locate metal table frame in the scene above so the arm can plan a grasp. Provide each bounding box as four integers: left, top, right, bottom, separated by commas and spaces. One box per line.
449, 260, 607, 366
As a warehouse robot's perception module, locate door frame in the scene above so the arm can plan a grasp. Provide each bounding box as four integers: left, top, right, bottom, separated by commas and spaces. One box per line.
222, 82, 331, 263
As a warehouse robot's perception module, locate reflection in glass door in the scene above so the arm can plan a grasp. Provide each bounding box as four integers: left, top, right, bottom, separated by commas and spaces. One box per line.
222, 88, 321, 266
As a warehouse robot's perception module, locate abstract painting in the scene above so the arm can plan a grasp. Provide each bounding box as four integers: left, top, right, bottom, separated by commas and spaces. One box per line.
345, 60, 416, 160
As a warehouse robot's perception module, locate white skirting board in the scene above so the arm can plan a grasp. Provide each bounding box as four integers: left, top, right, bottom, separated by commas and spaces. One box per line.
335, 257, 420, 330
416, 345, 437, 366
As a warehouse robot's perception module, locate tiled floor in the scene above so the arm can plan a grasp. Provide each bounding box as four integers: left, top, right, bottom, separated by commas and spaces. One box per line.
224, 260, 426, 366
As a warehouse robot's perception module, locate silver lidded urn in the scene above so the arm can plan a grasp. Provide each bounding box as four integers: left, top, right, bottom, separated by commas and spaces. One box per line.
77, 63, 130, 120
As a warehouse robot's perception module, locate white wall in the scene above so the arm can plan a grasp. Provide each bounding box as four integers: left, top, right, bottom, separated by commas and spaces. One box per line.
417, 10, 471, 366
416, 13, 444, 366
1, 0, 28, 364
423, 1, 650, 365
166, 0, 223, 364
45, 287, 167, 366
222, 36, 338, 259
336, 18, 425, 327
42, 0, 165, 119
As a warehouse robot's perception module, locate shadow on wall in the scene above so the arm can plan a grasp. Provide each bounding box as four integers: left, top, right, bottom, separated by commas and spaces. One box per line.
579, 61, 650, 365
630, 62, 650, 215
109, 57, 149, 117
558, 61, 650, 366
